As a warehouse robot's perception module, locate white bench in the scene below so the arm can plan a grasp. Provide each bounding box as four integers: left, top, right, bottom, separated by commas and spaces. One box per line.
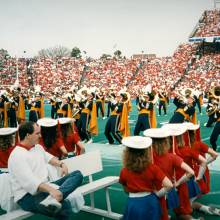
0, 150, 123, 220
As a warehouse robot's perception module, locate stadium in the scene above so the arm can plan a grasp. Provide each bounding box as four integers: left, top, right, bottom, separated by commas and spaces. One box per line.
0, 0, 220, 220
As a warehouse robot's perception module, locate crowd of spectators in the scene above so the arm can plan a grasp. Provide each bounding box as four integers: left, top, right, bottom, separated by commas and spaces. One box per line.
193, 9, 220, 37
0, 42, 219, 98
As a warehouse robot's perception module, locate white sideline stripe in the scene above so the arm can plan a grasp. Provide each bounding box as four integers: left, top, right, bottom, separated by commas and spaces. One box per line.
160, 121, 169, 125
205, 191, 220, 196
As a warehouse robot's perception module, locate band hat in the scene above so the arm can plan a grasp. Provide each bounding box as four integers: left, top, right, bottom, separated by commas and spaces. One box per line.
57, 117, 75, 124
37, 118, 58, 127
0, 127, 17, 136
143, 128, 170, 138
162, 126, 187, 136
183, 122, 200, 130
122, 136, 152, 149
162, 123, 187, 136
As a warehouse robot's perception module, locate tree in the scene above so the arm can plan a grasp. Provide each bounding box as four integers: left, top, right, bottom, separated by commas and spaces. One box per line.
0, 48, 10, 59
100, 54, 112, 60
38, 45, 70, 58
71, 47, 81, 58
113, 50, 122, 58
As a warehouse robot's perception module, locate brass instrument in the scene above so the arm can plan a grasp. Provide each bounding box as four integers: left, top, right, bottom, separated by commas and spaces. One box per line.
119, 90, 131, 104
180, 88, 194, 99
206, 86, 220, 116
175, 88, 194, 105
72, 106, 81, 118
209, 86, 220, 101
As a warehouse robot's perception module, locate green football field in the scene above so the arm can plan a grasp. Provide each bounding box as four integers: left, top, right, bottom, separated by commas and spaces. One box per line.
1, 101, 220, 219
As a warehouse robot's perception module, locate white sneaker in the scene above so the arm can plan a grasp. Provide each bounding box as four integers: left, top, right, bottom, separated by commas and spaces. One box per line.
40, 195, 62, 212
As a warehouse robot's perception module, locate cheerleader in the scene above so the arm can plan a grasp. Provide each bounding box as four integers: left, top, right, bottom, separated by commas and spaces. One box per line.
144, 128, 194, 220
37, 118, 68, 159
174, 123, 207, 205
58, 117, 85, 156
187, 123, 220, 216
162, 123, 198, 219
119, 136, 173, 220
0, 127, 17, 170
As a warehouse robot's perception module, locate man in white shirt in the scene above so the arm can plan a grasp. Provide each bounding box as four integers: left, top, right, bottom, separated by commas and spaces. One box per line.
8, 121, 83, 219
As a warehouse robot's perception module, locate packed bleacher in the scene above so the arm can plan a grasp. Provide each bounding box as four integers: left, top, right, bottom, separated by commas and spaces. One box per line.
193, 9, 220, 37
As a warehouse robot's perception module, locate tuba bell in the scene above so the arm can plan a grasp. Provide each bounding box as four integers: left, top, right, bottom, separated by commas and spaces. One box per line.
209, 86, 220, 102
206, 86, 220, 116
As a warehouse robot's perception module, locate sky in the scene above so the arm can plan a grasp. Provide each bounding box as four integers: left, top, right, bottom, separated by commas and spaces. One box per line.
0, 0, 216, 58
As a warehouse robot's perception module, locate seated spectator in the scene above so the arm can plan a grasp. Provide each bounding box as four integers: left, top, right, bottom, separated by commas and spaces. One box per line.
8, 121, 84, 219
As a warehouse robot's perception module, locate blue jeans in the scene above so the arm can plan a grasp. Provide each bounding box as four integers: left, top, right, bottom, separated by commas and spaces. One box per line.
17, 170, 83, 220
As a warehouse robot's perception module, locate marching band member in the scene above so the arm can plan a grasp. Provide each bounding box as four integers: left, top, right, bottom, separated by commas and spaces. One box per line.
169, 88, 196, 124
134, 92, 153, 135
158, 88, 167, 116
56, 94, 72, 118
119, 136, 173, 220
209, 86, 220, 151
50, 93, 57, 119
72, 93, 81, 127
193, 87, 203, 115
28, 93, 41, 123
106, 90, 115, 118
104, 92, 123, 144
95, 88, 105, 119
8, 94, 18, 128
77, 87, 96, 143
17, 87, 26, 124
205, 96, 218, 127
118, 90, 130, 138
